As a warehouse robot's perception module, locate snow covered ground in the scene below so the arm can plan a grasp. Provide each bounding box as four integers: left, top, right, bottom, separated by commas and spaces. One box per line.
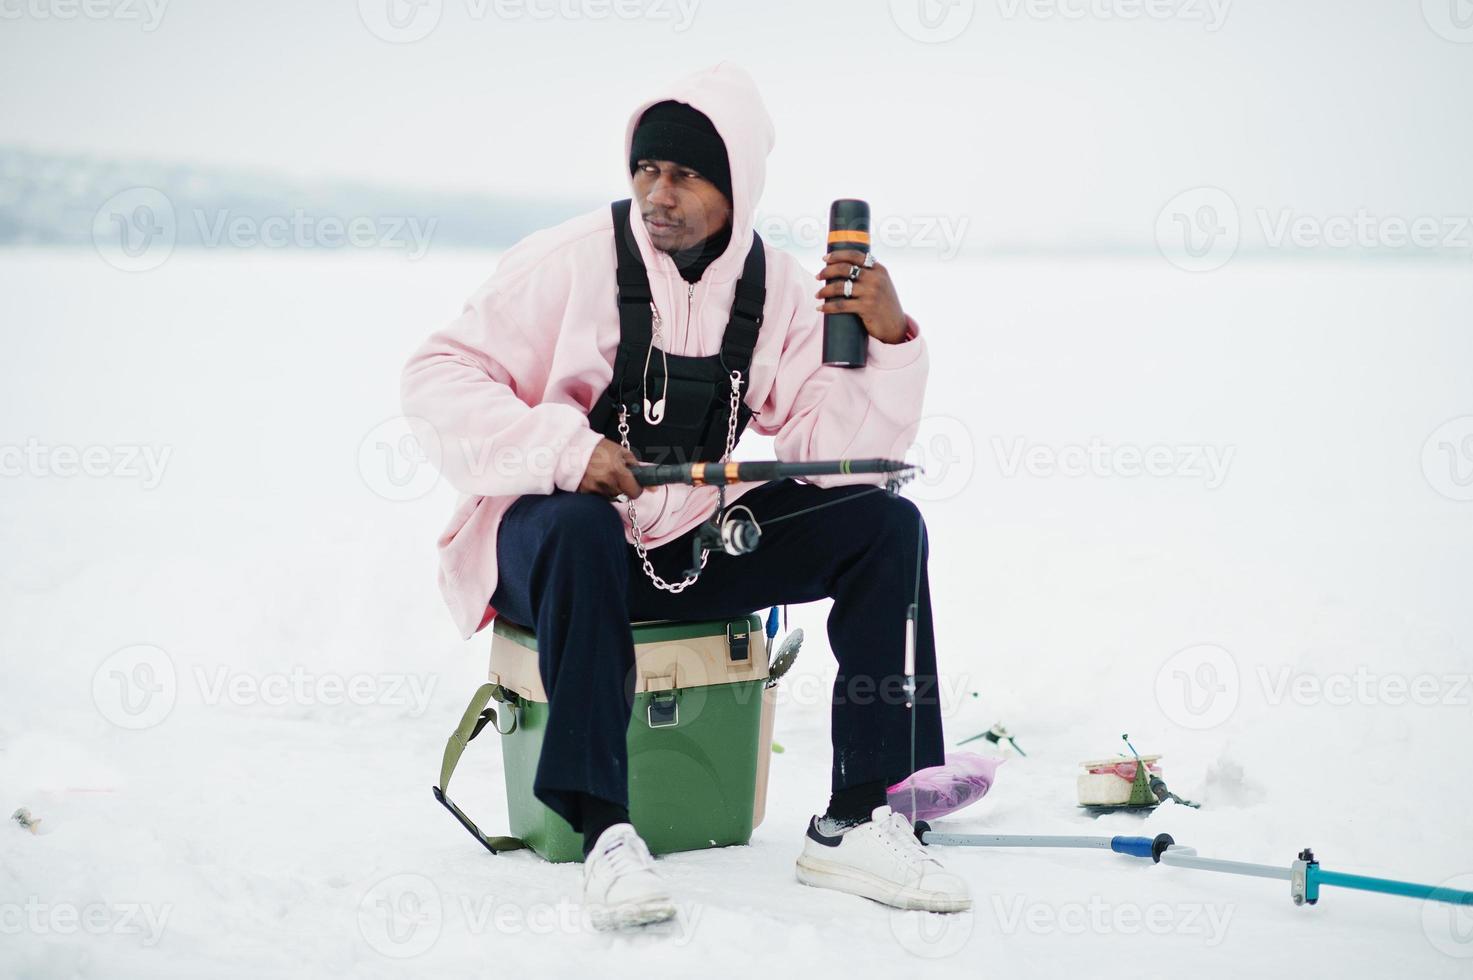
2, 247, 1472, 978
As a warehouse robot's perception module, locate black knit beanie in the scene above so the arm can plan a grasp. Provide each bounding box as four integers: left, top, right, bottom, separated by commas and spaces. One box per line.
629, 100, 732, 205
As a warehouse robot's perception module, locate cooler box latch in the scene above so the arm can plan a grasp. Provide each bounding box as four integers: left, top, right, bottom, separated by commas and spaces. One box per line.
726, 620, 750, 663
646, 670, 679, 729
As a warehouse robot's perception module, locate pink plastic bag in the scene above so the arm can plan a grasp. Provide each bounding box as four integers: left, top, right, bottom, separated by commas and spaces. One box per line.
886, 752, 1003, 822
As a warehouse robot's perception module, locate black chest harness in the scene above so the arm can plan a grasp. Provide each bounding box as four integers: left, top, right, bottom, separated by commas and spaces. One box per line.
586, 199, 766, 466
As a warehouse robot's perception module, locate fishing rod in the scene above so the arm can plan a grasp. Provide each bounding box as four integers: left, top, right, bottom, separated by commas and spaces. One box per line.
913, 825, 1473, 910
629, 457, 915, 487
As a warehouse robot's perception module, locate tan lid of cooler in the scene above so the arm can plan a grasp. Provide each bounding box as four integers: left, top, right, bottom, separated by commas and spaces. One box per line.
488, 615, 770, 703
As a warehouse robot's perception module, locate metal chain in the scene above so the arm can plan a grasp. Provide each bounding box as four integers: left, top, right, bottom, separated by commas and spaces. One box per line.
619, 366, 743, 593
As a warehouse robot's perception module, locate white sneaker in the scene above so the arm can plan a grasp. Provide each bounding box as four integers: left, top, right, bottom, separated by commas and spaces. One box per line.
581, 823, 677, 930
795, 805, 972, 912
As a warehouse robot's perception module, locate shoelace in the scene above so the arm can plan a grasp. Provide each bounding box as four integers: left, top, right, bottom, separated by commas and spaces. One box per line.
595, 833, 652, 880
878, 812, 940, 870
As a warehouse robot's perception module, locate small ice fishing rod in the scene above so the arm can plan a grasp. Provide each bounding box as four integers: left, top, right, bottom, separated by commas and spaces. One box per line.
630, 457, 915, 488
913, 826, 1473, 910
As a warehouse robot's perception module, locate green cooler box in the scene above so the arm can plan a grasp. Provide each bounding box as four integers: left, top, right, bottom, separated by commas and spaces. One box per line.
478, 613, 777, 863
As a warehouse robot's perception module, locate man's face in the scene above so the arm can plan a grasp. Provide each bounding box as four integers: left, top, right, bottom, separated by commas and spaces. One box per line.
632, 159, 732, 254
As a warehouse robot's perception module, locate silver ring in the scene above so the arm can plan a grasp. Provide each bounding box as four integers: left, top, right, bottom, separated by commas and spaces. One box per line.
848, 264, 861, 281
863, 252, 876, 268
842, 279, 853, 298
615, 493, 629, 503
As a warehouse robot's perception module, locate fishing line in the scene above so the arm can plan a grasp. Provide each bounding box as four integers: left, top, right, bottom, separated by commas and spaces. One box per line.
748, 484, 893, 527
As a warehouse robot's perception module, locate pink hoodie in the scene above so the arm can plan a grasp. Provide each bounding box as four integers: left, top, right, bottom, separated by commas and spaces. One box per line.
401, 62, 929, 639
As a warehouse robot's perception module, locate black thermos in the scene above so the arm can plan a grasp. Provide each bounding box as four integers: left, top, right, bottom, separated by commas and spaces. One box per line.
822, 199, 870, 368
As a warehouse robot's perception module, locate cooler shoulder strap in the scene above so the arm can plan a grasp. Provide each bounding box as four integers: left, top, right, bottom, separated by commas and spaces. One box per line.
431, 683, 528, 855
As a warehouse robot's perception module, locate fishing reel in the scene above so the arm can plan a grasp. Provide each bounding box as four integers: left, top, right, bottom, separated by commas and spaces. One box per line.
659, 457, 919, 581
684, 503, 761, 578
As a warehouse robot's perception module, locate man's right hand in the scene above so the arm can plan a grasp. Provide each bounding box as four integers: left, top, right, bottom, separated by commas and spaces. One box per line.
578, 439, 644, 499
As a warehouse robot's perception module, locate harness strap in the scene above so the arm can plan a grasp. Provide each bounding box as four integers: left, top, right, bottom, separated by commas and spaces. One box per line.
721, 238, 766, 377
587, 199, 766, 448
431, 683, 528, 855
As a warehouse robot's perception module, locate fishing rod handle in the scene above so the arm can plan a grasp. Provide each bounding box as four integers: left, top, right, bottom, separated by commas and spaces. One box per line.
630, 458, 914, 487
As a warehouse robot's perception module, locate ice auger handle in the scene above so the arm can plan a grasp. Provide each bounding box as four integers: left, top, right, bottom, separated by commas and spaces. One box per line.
1110, 834, 1176, 862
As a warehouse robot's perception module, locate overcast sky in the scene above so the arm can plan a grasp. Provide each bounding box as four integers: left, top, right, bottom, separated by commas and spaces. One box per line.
4, 0, 1472, 247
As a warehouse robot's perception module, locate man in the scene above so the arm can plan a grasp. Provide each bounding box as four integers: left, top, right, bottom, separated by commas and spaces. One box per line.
401, 62, 968, 929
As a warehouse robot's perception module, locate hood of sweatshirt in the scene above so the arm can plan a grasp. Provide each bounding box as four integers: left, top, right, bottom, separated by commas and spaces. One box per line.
622, 61, 775, 285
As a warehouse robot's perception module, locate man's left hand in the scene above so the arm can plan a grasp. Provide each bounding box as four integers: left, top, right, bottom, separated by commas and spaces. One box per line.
814, 250, 908, 345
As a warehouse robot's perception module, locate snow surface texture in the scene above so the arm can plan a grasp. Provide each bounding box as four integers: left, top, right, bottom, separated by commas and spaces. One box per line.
2, 249, 1471, 978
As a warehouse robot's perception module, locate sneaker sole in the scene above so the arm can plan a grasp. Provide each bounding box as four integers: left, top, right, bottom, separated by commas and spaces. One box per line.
588, 897, 678, 931
795, 855, 972, 913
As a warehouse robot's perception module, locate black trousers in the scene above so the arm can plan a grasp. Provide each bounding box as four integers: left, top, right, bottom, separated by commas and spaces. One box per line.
488, 478, 946, 832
